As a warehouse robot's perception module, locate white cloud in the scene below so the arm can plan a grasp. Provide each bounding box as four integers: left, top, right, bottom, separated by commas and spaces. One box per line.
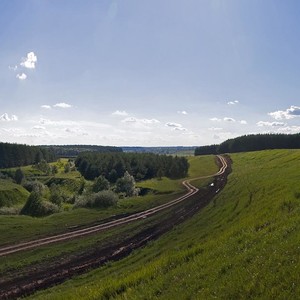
112, 110, 128, 116
20, 52, 37, 69
209, 117, 222, 122
9, 65, 18, 71
269, 105, 300, 120
41, 105, 51, 109
257, 121, 286, 127
0, 113, 18, 121
209, 127, 223, 131
122, 117, 160, 125
223, 117, 236, 122
165, 122, 187, 131
53, 102, 72, 108
277, 126, 300, 134
177, 110, 188, 115
240, 120, 247, 125
227, 100, 239, 105
33, 125, 46, 130
16, 73, 27, 80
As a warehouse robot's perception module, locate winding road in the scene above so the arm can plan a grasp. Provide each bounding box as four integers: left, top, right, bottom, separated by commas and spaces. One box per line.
0, 155, 228, 258
0, 155, 230, 300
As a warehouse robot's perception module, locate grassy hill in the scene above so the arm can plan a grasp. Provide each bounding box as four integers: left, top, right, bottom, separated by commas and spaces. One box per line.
0, 179, 29, 208
30, 149, 300, 299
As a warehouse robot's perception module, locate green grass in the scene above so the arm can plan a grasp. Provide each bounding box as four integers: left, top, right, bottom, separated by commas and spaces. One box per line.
0, 155, 216, 246
0, 179, 29, 208
0, 155, 217, 280
29, 149, 300, 299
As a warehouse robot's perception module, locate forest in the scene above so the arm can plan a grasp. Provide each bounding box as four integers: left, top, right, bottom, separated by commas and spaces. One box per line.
195, 133, 300, 155
0, 142, 56, 168
75, 152, 189, 182
41, 145, 122, 158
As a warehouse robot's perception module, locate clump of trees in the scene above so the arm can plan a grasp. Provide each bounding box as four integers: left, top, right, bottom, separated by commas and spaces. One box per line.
75, 152, 189, 181
195, 133, 300, 155
20, 191, 59, 217
0, 142, 56, 168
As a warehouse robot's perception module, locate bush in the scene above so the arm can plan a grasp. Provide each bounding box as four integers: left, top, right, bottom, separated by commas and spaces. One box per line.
74, 190, 118, 209
23, 180, 46, 194
0, 207, 20, 215
92, 190, 118, 208
20, 191, 59, 217
92, 175, 110, 193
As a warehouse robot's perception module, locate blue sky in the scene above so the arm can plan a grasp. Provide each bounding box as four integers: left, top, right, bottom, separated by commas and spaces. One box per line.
1, 0, 300, 146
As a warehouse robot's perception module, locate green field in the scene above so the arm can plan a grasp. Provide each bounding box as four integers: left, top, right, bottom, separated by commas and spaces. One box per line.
29, 149, 300, 299
0, 155, 217, 279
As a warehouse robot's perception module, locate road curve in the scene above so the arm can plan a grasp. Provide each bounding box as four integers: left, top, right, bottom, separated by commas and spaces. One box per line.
0, 155, 228, 257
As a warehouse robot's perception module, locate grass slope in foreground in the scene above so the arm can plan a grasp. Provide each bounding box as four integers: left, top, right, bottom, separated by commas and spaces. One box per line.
31, 150, 300, 299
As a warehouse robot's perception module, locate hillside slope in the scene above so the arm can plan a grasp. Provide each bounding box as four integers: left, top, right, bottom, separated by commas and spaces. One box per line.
31, 150, 300, 299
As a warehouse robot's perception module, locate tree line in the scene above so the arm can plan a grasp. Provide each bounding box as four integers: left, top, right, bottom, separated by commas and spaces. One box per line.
195, 133, 300, 155
41, 145, 122, 158
75, 152, 189, 181
0, 142, 56, 168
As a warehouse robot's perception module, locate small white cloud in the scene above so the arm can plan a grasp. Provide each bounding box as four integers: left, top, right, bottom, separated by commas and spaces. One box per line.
122, 117, 160, 125
165, 122, 182, 128
142, 118, 160, 124
240, 120, 247, 125
16, 73, 27, 80
20, 52, 37, 69
224, 117, 236, 122
33, 125, 46, 130
208, 127, 223, 131
165, 122, 187, 131
257, 121, 286, 127
0, 113, 18, 122
41, 105, 51, 109
53, 102, 72, 108
122, 117, 136, 123
227, 100, 239, 105
9, 65, 18, 71
209, 117, 222, 122
177, 110, 188, 115
112, 110, 128, 116
174, 126, 187, 131
269, 105, 300, 120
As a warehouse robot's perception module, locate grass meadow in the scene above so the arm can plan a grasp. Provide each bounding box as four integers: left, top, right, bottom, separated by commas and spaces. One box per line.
29, 149, 300, 299
0, 155, 217, 277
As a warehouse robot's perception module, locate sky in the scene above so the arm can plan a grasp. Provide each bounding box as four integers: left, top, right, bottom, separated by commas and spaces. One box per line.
1, 0, 300, 146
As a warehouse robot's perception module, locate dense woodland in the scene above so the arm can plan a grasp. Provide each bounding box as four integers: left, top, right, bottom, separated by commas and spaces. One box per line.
42, 145, 122, 157
75, 152, 189, 181
0, 143, 56, 168
195, 133, 300, 155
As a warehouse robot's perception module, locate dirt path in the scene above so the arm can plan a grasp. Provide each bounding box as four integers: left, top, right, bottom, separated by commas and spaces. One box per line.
0, 155, 231, 300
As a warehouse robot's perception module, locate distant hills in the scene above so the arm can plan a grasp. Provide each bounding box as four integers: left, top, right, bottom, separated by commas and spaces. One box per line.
195, 133, 300, 155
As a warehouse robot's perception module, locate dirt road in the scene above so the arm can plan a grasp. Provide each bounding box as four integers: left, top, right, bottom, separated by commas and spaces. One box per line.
0, 155, 231, 299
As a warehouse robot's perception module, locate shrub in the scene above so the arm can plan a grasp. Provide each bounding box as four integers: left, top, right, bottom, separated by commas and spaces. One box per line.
0, 207, 20, 215
20, 191, 59, 217
74, 191, 118, 209
92, 190, 118, 208
23, 180, 46, 194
